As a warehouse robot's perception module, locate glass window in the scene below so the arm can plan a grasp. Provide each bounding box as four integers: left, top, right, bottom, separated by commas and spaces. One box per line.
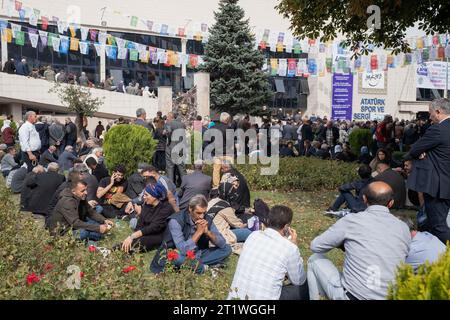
68, 52, 81, 66
53, 51, 68, 65
37, 44, 53, 64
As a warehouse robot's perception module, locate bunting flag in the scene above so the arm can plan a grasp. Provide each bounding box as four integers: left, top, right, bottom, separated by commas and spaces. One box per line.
165, 50, 174, 66
270, 59, 278, 76
287, 58, 297, 77
308, 58, 317, 76
94, 43, 104, 56
129, 49, 138, 61
33, 8, 40, 18
432, 35, 439, 46
57, 20, 67, 34
15, 30, 24, 45
422, 48, 430, 62
80, 27, 89, 41
157, 49, 167, 64
52, 16, 59, 23
285, 43, 292, 53
70, 38, 79, 51
326, 57, 333, 73
293, 41, 301, 54
0, 20, 8, 30
18, 9, 26, 22
69, 26, 76, 38
116, 37, 126, 48
90, 29, 98, 42
130, 16, 138, 27
117, 47, 128, 59
438, 46, 445, 60
149, 47, 158, 64
52, 37, 61, 52
189, 54, 198, 68
1, 28, 12, 43
296, 59, 307, 76
177, 27, 185, 37
146, 20, 154, 31
152, 23, 161, 34
98, 31, 107, 45
29, 32, 39, 48
278, 58, 287, 76
161, 24, 169, 35
319, 43, 326, 53
140, 50, 149, 63
15, 0, 22, 11
79, 41, 89, 55
414, 50, 423, 64
60, 36, 69, 54
370, 54, 378, 71
105, 45, 117, 59
276, 43, 284, 53
10, 23, 21, 36
430, 46, 438, 60
387, 55, 394, 68
41, 16, 49, 30
29, 13, 38, 26
38, 30, 48, 46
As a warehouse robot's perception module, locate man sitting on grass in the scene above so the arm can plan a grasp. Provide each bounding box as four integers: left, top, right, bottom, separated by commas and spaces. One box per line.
228, 205, 308, 300
48, 180, 114, 242
308, 181, 410, 300
325, 164, 373, 218
150, 194, 231, 274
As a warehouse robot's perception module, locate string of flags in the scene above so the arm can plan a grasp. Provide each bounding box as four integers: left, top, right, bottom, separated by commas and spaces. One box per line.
0, 20, 204, 69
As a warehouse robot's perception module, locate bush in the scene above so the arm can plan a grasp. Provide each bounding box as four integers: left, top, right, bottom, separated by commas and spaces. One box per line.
348, 128, 373, 156
204, 157, 359, 191
103, 124, 157, 177
0, 184, 232, 299
388, 248, 450, 300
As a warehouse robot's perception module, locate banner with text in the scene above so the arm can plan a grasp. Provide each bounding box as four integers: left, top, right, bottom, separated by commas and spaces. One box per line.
331, 73, 353, 121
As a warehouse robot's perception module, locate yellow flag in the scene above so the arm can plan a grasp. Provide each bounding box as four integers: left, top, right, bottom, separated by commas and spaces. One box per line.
70, 38, 79, 51
2, 29, 12, 43
416, 37, 424, 49
276, 43, 284, 52
69, 26, 76, 38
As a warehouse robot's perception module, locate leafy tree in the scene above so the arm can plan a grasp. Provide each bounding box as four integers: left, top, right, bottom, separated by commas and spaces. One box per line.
49, 84, 104, 142
276, 0, 450, 55
200, 0, 272, 116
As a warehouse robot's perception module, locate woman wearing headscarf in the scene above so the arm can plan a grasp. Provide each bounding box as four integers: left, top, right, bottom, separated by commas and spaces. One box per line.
207, 175, 252, 254
120, 178, 174, 253
1, 120, 15, 147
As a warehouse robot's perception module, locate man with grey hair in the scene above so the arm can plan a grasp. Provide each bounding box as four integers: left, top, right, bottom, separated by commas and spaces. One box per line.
18, 111, 41, 172
26, 161, 65, 217
134, 108, 154, 133
151, 194, 231, 274
164, 112, 187, 184
58, 145, 77, 172
407, 98, 450, 244
178, 161, 212, 211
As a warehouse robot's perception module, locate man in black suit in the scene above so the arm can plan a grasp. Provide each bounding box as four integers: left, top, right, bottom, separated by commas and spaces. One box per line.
407, 98, 450, 244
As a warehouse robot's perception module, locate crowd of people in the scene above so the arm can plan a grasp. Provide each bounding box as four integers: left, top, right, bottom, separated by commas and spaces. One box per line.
0, 97, 449, 300
1, 58, 158, 98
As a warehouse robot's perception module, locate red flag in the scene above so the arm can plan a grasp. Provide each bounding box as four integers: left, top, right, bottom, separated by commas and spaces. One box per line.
41, 16, 49, 30
370, 55, 378, 70
15, 1, 22, 11
189, 54, 198, 68
259, 41, 267, 50
432, 35, 440, 46
438, 46, 445, 60
178, 27, 185, 37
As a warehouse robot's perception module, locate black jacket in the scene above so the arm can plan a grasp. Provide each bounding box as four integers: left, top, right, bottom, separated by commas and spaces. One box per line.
374, 169, 406, 209
47, 188, 106, 235
65, 122, 78, 143
301, 124, 314, 142
35, 122, 49, 148
136, 201, 174, 237
39, 149, 58, 167
318, 126, 340, 145
26, 171, 65, 214
407, 119, 450, 200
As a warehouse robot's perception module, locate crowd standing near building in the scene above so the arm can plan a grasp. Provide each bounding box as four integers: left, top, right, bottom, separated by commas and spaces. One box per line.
0, 98, 449, 300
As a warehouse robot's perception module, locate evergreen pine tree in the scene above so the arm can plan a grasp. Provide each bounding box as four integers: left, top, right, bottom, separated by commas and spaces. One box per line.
200, 0, 272, 116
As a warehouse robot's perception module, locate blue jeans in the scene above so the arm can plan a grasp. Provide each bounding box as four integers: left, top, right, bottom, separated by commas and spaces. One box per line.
331, 191, 366, 213
95, 205, 104, 214
231, 228, 252, 242
172, 245, 232, 274
74, 218, 103, 242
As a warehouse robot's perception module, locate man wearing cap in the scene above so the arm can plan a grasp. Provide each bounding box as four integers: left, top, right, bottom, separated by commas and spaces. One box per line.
18, 111, 41, 172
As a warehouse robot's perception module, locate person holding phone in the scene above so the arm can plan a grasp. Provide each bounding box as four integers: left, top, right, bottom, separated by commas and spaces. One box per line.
96, 164, 128, 218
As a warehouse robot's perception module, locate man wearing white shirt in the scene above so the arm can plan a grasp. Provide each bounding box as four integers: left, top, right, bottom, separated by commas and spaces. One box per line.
228, 205, 308, 300
18, 111, 41, 172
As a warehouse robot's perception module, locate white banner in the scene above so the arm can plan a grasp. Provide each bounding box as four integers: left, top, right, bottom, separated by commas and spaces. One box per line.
10, 23, 21, 37
118, 47, 128, 59
29, 33, 39, 48
98, 32, 107, 45
94, 43, 104, 56
278, 59, 287, 77
57, 21, 67, 34
29, 13, 38, 26
52, 37, 61, 52
416, 61, 450, 90
79, 42, 89, 55
81, 27, 89, 41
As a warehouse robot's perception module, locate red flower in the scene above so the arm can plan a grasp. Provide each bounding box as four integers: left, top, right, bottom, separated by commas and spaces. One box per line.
43, 263, 54, 272
44, 245, 52, 252
122, 266, 137, 273
26, 273, 40, 285
167, 250, 179, 261
186, 250, 196, 260
88, 245, 96, 252
79, 272, 85, 278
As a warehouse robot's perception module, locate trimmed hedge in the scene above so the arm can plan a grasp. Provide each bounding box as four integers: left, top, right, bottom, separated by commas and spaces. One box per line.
103, 124, 157, 177
204, 157, 360, 191
389, 248, 450, 300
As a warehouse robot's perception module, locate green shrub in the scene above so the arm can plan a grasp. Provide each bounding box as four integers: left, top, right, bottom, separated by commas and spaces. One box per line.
388, 247, 450, 300
204, 157, 359, 191
348, 128, 373, 156
103, 124, 157, 177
